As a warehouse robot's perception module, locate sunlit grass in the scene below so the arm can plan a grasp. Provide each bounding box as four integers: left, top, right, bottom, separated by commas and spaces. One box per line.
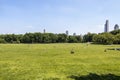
0, 43, 120, 80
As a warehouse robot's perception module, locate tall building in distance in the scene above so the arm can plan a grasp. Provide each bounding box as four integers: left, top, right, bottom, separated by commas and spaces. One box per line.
66, 30, 69, 36
73, 33, 76, 36
104, 20, 109, 32
114, 24, 119, 30
43, 29, 46, 33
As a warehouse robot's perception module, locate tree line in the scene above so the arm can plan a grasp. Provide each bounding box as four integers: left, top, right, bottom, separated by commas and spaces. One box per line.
0, 33, 82, 43
0, 29, 120, 44
83, 29, 120, 44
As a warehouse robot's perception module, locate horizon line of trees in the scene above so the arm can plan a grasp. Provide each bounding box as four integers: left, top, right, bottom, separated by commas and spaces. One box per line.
83, 29, 120, 44
0, 29, 120, 44
0, 32, 82, 43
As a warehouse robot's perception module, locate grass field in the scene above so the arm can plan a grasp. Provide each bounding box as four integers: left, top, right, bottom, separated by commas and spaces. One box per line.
0, 43, 120, 80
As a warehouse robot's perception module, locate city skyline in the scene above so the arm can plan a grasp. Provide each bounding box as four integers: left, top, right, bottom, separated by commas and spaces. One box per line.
0, 0, 120, 35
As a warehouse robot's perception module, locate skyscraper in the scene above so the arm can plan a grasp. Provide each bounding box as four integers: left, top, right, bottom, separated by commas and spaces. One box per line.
104, 20, 109, 32
43, 29, 46, 33
66, 30, 69, 36
114, 24, 119, 30
73, 33, 76, 36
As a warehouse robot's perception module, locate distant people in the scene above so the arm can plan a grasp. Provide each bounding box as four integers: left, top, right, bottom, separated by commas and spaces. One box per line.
87, 42, 90, 46
104, 49, 107, 52
71, 49, 75, 54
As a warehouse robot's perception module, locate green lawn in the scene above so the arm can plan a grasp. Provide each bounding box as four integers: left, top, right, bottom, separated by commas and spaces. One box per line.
0, 43, 120, 80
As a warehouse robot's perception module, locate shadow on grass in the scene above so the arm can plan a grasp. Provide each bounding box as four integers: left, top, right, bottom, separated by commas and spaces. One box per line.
69, 73, 120, 80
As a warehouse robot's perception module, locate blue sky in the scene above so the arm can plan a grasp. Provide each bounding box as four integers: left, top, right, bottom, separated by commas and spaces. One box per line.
0, 0, 120, 35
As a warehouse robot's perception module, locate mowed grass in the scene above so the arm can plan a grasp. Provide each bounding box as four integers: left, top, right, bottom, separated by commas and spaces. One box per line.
0, 43, 120, 80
